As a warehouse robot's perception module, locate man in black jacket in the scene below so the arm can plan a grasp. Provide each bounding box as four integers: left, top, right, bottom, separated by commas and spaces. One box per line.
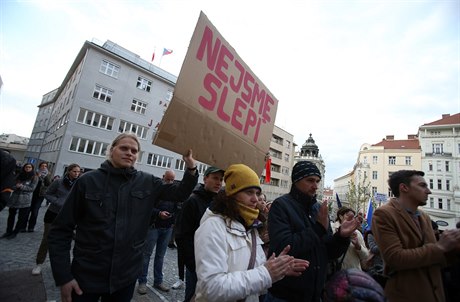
175, 166, 224, 302
266, 161, 359, 302
48, 133, 198, 302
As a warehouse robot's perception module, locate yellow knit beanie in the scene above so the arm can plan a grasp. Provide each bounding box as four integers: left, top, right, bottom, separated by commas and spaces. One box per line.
224, 164, 261, 196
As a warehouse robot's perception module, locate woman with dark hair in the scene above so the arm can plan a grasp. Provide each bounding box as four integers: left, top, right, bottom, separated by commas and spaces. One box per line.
2, 163, 38, 239
194, 164, 309, 302
31, 163, 81, 276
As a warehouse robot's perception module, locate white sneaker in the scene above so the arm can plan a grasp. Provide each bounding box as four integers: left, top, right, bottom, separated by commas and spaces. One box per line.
171, 280, 184, 289
32, 264, 42, 275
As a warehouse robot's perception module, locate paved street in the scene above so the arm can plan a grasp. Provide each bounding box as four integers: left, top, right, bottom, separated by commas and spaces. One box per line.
0, 204, 185, 302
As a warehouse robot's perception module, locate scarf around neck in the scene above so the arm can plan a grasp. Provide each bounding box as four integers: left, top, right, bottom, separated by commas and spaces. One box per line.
236, 203, 260, 228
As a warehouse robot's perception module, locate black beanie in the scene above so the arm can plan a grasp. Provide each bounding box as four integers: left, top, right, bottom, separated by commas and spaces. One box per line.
292, 161, 321, 183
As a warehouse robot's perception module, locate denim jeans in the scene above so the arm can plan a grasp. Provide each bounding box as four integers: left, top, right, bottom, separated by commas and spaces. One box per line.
27, 195, 45, 231
138, 226, 173, 285
184, 267, 197, 302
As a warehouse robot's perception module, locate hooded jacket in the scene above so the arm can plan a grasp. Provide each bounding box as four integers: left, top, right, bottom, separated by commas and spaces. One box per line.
267, 186, 350, 302
175, 183, 217, 271
48, 160, 198, 293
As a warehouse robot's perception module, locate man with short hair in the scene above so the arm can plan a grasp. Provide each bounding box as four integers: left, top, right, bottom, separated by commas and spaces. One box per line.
175, 166, 225, 302
48, 133, 198, 302
372, 170, 460, 302
137, 169, 179, 294
266, 161, 359, 302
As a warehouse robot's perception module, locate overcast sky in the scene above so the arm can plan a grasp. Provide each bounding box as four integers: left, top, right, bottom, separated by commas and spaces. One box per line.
1, 0, 459, 187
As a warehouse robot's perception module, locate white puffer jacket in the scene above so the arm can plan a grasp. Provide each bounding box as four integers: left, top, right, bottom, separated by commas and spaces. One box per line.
194, 209, 272, 302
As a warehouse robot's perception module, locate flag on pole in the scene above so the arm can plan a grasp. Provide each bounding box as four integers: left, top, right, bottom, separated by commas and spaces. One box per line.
162, 48, 173, 56
336, 193, 343, 208
365, 197, 374, 231
264, 157, 271, 183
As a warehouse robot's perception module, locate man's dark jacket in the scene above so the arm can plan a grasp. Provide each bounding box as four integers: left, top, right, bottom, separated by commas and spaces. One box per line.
48, 161, 198, 293
175, 184, 216, 271
268, 186, 350, 302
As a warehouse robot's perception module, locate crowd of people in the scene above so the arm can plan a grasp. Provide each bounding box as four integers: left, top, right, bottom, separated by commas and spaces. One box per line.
1, 134, 460, 302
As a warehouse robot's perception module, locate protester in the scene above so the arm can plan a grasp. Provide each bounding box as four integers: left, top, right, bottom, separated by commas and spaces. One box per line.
2, 163, 38, 239
0, 149, 17, 212
333, 207, 369, 270
194, 164, 309, 302
372, 170, 460, 302
26, 162, 52, 232
31, 163, 81, 276
323, 268, 386, 302
363, 229, 387, 288
48, 133, 198, 302
266, 161, 359, 302
137, 169, 179, 294
175, 166, 224, 302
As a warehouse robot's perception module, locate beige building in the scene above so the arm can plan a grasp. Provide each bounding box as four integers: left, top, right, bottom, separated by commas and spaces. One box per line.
261, 126, 295, 202
334, 135, 421, 212
419, 113, 460, 230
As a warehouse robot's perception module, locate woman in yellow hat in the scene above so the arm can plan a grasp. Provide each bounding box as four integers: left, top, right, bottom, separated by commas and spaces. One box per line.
194, 164, 309, 302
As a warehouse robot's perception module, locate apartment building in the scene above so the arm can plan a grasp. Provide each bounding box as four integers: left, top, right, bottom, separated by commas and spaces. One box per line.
419, 113, 460, 229
24, 40, 210, 179
334, 135, 421, 211
261, 126, 295, 202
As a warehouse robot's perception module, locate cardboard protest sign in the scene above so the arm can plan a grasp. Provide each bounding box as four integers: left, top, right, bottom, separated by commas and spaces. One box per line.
153, 11, 278, 174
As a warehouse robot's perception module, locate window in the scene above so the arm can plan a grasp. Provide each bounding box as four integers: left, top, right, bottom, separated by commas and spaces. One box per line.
429, 179, 433, 189
77, 108, 114, 130
269, 178, 279, 186
272, 134, 283, 145
286, 140, 291, 149
405, 156, 411, 165
372, 171, 377, 180
147, 153, 173, 168
284, 153, 290, 162
429, 197, 434, 208
93, 85, 113, 103
438, 198, 443, 209
447, 199, 451, 210
175, 159, 186, 171
372, 186, 377, 195
437, 160, 442, 172
437, 179, 442, 190
118, 120, 148, 139
445, 161, 450, 172
388, 156, 396, 165
432, 143, 443, 154
131, 99, 147, 114
428, 162, 433, 171
280, 180, 289, 188
372, 156, 378, 164
446, 180, 450, 191
271, 163, 281, 173
69, 137, 108, 156
100, 60, 120, 78
281, 166, 289, 175
269, 149, 282, 159
136, 76, 152, 92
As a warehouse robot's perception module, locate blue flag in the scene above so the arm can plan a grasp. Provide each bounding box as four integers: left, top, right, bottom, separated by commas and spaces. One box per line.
336, 193, 343, 208
365, 198, 374, 231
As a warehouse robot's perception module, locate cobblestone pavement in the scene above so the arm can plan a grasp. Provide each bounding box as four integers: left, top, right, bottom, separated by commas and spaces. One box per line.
0, 204, 185, 302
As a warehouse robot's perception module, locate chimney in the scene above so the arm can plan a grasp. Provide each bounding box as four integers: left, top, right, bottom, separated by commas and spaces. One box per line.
386, 135, 394, 140
407, 134, 417, 139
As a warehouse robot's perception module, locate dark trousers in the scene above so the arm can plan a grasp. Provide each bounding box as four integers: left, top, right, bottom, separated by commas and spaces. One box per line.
27, 196, 44, 231
7, 207, 29, 234
176, 238, 186, 280
71, 283, 135, 302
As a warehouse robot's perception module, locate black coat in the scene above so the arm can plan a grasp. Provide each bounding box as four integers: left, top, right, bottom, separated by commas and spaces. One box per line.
267, 186, 350, 302
175, 184, 217, 271
48, 160, 198, 293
